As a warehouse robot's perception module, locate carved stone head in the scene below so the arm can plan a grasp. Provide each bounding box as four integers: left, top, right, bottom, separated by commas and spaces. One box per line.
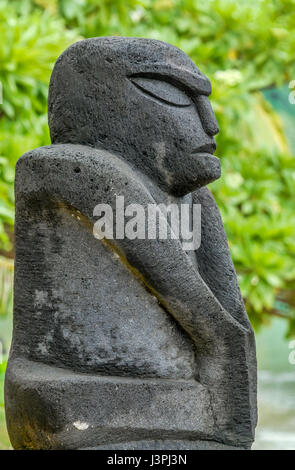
49, 37, 220, 196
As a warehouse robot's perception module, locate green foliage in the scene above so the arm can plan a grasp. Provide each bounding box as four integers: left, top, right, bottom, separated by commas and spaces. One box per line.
0, 258, 13, 318
0, 361, 10, 450
0, 0, 295, 332
0, 0, 78, 249
0, 361, 6, 407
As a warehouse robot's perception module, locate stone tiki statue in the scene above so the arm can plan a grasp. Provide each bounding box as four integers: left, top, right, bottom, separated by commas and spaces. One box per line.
5, 38, 257, 450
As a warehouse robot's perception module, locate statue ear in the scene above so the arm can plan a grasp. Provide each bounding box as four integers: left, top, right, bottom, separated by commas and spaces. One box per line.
129, 76, 192, 107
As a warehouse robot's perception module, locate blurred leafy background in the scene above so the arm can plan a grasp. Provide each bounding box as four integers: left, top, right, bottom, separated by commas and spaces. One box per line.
0, 0, 294, 450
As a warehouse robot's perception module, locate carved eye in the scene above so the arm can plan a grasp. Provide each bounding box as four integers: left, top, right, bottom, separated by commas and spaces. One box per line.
129, 77, 191, 107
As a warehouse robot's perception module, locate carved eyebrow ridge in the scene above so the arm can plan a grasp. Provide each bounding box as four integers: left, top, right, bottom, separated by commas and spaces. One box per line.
128, 65, 212, 96
129, 77, 192, 107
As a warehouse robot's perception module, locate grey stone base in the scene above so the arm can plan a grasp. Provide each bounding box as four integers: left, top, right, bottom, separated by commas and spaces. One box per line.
84, 440, 245, 450
5, 358, 249, 450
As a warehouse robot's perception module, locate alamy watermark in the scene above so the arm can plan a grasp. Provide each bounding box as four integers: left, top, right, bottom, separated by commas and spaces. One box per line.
93, 196, 202, 250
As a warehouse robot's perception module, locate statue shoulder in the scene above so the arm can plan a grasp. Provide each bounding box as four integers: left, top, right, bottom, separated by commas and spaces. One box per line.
16, 143, 154, 206
17, 143, 135, 180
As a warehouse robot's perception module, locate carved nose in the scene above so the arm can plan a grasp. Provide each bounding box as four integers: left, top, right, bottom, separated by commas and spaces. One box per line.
194, 95, 219, 136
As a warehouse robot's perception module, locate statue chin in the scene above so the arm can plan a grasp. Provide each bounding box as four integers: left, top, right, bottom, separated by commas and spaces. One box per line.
167, 153, 221, 197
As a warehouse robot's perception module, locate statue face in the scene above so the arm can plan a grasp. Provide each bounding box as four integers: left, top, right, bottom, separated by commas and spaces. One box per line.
49, 38, 220, 196
121, 75, 220, 196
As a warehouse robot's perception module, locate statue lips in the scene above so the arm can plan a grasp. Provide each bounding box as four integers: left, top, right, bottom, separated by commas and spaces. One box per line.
190, 143, 221, 186
191, 151, 220, 165
191, 142, 217, 156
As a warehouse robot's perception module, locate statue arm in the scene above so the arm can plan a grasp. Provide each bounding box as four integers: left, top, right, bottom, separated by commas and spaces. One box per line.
17, 144, 246, 338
